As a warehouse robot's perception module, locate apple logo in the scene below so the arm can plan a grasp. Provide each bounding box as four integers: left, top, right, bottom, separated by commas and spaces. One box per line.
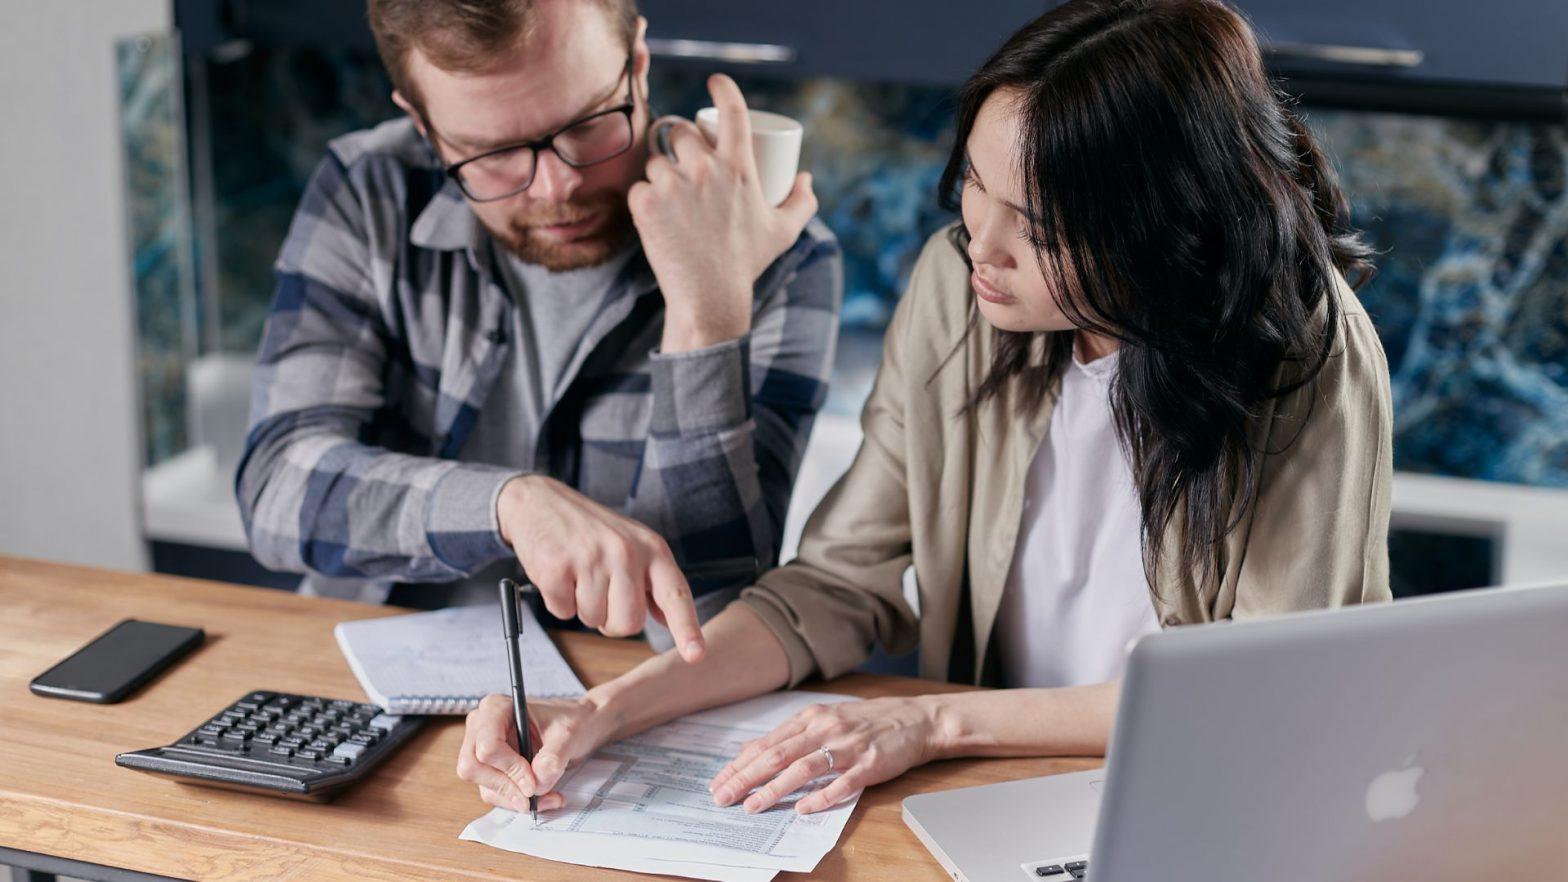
1364, 754, 1424, 822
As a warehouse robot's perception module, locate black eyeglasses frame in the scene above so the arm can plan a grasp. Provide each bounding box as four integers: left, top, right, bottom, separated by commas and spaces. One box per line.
434, 51, 638, 203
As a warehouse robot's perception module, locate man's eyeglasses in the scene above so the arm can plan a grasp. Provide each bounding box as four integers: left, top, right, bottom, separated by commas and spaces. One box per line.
437, 52, 637, 202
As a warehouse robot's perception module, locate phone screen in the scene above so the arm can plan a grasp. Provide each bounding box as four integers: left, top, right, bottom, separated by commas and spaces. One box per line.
31, 619, 204, 703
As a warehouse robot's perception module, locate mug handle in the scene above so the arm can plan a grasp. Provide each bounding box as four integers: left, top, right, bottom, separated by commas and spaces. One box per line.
650, 117, 680, 162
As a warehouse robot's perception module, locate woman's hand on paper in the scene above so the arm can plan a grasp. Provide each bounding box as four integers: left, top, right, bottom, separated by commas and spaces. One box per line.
457, 693, 618, 814
707, 696, 945, 815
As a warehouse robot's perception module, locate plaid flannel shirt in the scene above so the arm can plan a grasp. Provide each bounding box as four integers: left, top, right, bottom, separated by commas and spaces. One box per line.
236, 119, 842, 604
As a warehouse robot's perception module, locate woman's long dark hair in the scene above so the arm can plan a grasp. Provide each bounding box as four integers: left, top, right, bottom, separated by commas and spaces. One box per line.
940, 0, 1373, 595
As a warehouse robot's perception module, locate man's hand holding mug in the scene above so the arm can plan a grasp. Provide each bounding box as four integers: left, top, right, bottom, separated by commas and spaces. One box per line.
631, 73, 816, 353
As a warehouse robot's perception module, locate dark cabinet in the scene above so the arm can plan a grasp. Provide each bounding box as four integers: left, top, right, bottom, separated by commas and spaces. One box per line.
1242, 0, 1568, 91
176, 0, 1567, 96
641, 0, 1566, 93
639, 0, 1052, 86
174, 0, 1054, 86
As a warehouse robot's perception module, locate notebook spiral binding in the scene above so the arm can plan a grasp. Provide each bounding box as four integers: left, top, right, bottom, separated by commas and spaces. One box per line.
386, 695, 480, 715
381, 690, 579, 715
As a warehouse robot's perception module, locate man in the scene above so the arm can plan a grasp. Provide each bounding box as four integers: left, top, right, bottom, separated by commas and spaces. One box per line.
235, 0, 842, 661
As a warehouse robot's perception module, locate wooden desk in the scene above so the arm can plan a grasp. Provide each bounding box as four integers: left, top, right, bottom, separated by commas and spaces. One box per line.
0, 557, 1097, 881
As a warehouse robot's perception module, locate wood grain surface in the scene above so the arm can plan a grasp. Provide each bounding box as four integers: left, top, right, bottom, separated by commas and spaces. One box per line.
0, 557, 1099, 881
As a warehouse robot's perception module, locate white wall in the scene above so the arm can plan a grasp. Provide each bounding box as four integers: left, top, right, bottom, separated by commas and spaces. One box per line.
0, 0, 171, 570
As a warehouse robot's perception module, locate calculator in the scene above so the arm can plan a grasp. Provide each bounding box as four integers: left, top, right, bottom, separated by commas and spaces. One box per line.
116, 690, 424, 801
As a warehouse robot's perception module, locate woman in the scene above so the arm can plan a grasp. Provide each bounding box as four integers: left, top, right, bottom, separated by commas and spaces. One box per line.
457, 0, 1393, 817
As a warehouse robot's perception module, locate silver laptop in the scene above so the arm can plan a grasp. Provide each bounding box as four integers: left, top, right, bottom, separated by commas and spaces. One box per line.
903, 582, 1568, 881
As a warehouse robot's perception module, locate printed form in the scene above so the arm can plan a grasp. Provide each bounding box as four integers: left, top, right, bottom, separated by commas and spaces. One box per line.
461, 691, 863, 881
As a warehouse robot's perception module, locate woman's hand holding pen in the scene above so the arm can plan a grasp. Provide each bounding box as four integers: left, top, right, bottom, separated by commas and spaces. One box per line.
458, 605, 794, 818
456, 693, 619, 814
458, 620, 945, 821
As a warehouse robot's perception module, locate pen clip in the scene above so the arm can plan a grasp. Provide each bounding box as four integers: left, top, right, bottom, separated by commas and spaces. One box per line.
498, 579, 518, 636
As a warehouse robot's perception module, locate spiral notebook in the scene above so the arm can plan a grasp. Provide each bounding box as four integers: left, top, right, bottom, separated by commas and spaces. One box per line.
334, 603, 586, 714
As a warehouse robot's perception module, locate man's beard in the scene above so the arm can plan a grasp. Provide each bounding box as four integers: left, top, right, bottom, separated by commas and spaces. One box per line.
484, 190, 635, 271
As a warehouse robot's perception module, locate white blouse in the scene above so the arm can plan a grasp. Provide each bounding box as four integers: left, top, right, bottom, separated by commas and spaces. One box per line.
992, 351, 1161, 689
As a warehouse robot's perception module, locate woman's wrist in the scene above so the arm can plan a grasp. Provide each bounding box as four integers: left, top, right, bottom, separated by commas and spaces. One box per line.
920, 683, 1120, 762
582, 670, 650, 745
574, 606, 796, 754
920, 692, 980, 762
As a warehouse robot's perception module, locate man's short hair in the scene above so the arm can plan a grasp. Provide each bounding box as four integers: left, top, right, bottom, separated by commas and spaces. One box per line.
368, 0, 639, 112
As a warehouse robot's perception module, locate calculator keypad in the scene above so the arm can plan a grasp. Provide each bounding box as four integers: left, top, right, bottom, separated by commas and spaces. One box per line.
117, 690, 423, 801
182, 691, 392, 769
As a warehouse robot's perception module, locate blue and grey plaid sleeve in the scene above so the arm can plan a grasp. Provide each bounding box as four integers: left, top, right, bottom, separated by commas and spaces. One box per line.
629, 220, 843, 586
235, 152, 518, 583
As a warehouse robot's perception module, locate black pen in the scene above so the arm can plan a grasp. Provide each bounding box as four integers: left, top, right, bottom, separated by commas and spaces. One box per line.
497, 578, 537, 824
495, 558, 755, 824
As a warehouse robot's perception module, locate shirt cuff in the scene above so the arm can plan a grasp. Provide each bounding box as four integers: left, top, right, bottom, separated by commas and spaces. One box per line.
649, 335, 752, 437
425, 462, 523, 573
736, 588, 821, 688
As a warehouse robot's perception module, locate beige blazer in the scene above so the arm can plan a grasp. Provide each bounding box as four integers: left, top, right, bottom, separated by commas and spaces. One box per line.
739, 225, 1394, 686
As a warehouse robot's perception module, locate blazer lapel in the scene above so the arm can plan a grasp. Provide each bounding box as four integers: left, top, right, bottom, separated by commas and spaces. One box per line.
966, 351, 1058, 683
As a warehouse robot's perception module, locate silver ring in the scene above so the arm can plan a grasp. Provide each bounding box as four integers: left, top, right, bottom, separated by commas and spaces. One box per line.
818, 746, 834, 772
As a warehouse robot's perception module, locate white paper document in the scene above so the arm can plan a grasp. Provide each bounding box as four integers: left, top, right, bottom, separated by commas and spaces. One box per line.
460, 691, 863, 881
335, 603, 585, 714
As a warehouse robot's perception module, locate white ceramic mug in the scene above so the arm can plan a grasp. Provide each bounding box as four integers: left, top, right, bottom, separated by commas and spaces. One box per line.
693, 107, 804, 207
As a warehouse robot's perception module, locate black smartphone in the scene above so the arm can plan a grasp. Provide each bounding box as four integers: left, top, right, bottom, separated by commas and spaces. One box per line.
29, 619, 205, 703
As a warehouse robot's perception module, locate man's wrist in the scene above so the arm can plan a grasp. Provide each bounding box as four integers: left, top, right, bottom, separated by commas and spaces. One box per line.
424, 464, 526, 572
496, 474, 550, 547
661, 293, 750, 353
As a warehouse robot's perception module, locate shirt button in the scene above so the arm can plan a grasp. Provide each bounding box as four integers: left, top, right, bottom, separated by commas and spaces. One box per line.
1162, 615, 1181, 627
